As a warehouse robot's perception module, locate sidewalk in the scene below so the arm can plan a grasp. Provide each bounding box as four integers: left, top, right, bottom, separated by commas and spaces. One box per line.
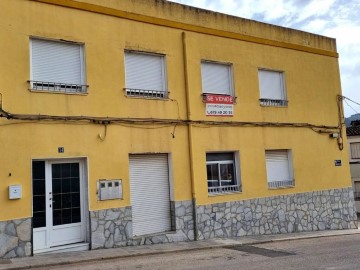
1, 228, 359, 270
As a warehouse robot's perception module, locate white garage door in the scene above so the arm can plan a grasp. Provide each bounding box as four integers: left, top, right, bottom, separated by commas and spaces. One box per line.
129, 154, 171, 236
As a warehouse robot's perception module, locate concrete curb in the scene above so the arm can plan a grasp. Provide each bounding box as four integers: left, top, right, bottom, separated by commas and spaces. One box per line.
1, 229, 359, 270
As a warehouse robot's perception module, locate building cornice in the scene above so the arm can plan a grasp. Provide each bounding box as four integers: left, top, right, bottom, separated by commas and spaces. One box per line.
30, 0, 339, 58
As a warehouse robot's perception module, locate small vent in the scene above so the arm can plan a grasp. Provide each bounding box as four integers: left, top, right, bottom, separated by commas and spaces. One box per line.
125, 88, 167, 99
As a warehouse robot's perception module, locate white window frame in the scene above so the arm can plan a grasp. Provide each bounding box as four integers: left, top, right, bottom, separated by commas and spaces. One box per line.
201, 60, 234, 96
258, 69, 287, 107
124, 51, 168, 99
350, 143, 360, 159
265, 150, 294, 189
29, 38, 87, 94
206, 152, 241, 194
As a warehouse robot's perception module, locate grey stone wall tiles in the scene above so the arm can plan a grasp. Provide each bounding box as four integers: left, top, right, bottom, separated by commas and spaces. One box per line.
1, 188, 357, 258
0, 218, 31, 258
196, 187, 358, 240
90, 201, 194, 249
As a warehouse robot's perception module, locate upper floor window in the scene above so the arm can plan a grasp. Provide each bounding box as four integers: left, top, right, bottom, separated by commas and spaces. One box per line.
124, 51, 167, 99
258, 69, 287, 107
265, 150, 294, 189
29, 38, 87, 93
206, 152, 241, 194
350, 143, 360, 159
201, 61, 234, 96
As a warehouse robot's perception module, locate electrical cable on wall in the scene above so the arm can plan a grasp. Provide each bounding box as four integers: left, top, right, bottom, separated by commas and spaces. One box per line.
0, 94, 350, 150
0, 107, 339, 130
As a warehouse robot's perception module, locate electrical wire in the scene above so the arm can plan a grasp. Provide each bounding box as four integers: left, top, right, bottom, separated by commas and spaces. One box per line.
343, 96, 360, 107
0, 107, 339, 131
344, 99, 359, 114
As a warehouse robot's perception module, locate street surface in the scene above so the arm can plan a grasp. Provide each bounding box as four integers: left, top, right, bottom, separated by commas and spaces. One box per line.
35, 234, 360, 270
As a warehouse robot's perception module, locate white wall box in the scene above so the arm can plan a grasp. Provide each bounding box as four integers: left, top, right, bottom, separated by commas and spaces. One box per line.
98, 179, 123, 200
9, 185, 22, 199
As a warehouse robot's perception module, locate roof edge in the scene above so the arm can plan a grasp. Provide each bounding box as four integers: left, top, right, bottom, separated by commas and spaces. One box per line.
29, 0, 339, 58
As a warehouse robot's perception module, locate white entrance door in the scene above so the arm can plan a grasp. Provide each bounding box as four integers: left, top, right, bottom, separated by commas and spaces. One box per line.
129, 154, 171, 236
32, 160, 86, 253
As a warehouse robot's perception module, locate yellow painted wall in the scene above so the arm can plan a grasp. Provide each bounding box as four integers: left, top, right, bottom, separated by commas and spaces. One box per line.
0, 0, 351, 221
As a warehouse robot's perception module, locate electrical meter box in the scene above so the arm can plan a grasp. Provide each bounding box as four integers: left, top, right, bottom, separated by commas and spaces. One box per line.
98, 179, 122, 200
9, 185, 22, 199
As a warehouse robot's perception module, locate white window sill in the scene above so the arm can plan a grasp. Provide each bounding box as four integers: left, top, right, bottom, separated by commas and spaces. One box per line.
208, 191, 242, 197
125, 95, 170, 101
268, 185, 295, 190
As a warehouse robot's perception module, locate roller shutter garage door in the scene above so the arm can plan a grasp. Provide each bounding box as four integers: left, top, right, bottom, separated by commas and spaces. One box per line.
129, 154, 171, 236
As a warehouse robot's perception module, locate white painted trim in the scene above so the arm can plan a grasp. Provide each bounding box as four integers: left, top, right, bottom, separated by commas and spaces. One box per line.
32, 158, 89, 253
33, 243, 89, 255
168, 153, 174, 201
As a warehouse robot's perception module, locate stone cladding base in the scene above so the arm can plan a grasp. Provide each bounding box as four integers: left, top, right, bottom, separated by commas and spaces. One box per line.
196, 188, 358, 240
1, 188, 357, 258
0, 218, 32, 258
90, 200, 194, 249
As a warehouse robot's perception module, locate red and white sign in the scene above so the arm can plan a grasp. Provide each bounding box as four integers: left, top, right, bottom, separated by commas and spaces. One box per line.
205, 94, 234, 117
205, 94, 234, 104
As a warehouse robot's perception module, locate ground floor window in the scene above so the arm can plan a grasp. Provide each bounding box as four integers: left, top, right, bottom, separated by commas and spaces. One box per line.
265, 150, 294, 189
354, 181, 360, 201
206, 152, 241, 194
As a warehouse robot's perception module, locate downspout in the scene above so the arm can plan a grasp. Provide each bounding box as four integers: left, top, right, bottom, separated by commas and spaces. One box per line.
182, 31, 198, 241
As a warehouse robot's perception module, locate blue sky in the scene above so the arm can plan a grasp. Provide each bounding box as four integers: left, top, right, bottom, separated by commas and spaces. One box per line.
170, 0, 360, 117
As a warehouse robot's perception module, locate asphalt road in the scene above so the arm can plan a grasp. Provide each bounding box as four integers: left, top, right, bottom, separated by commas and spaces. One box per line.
36, 234, 360, 270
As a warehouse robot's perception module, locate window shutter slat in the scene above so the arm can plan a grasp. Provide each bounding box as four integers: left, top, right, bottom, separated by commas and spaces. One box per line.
259, 70, 284, 100
125, 52, 165, 92
351, 143, 360, 159
201, 62, 232, 95
266, 151, 291, 182
31, 39, 83, 85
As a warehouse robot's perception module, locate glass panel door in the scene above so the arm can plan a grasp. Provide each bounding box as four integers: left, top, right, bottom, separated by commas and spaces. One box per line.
51, 163, 81, 226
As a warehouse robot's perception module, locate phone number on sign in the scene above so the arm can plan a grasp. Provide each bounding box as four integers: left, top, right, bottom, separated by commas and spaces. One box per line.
206, 104, 234, 116
206, 110, 233, 115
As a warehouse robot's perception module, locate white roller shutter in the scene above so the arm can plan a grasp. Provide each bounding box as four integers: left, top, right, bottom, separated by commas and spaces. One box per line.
350, 143, 360, 159
125, 52, 166, 92
265, 150, 291, 182
129, 154, 171, 236
201, 61, 232, 95
31, 39, 83, 85
258, 70, 285, 100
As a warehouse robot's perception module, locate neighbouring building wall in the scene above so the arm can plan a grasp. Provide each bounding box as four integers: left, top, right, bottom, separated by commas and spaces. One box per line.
350, 164, 360, 213
348, 136, 360, 213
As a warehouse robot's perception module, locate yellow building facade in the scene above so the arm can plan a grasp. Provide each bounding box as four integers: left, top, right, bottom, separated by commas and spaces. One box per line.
0, 0, 357, 258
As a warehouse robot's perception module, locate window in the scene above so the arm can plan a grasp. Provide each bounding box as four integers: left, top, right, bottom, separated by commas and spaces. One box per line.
354, 181, 360, 201
124, 51, 167, 98
206, 152, 241, 194
30, 38, 86, 93
350, 143, 360, 159
201, 61, 233, 96
265, 150, 294, 188
258, 69, 287, 106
